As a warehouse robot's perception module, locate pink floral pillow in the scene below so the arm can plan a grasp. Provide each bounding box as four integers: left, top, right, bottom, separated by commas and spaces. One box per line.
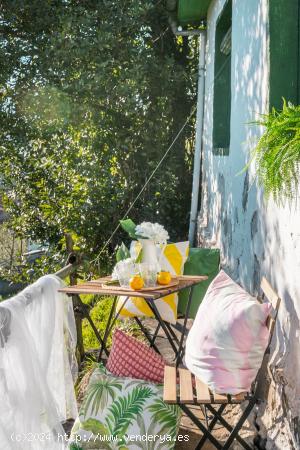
107, 329, 165, 383
185, 270, 271, 394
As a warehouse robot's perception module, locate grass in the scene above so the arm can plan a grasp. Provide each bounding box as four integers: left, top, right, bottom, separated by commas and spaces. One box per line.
77, 294, 146, 400
81, 295, 116, 349
81, 294, 145, 351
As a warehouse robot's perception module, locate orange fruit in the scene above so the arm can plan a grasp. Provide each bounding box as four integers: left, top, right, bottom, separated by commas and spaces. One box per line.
129, 274, 144, 290
157, 271, 172, 285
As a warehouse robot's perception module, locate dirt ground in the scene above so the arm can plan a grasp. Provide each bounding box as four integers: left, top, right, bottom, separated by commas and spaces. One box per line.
143, 318, 257, 450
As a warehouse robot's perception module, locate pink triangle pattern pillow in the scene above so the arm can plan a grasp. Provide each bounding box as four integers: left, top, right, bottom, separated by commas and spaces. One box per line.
106, 329, 165, 383
185, 270, 271, 394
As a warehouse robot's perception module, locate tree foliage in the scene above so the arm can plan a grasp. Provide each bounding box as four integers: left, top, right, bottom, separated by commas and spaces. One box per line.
0, 0, 198, 271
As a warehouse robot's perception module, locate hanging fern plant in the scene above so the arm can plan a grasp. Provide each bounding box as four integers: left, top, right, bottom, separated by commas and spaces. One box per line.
252, 100, 300, 204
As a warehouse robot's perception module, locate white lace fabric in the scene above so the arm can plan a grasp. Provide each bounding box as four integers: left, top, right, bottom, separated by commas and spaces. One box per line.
0, 275, 78, 449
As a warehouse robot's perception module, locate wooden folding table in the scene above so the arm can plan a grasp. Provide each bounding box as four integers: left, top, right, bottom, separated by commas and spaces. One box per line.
59, 275, 207, 364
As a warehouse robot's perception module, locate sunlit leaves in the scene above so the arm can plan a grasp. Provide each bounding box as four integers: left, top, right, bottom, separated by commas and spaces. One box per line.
0, 0, 197, 272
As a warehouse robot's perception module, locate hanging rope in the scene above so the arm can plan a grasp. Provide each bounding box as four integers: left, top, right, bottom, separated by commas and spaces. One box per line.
91, 103, 197, 267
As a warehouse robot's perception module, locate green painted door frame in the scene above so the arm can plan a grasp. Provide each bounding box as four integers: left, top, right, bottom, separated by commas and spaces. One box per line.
177, 0, 212, 25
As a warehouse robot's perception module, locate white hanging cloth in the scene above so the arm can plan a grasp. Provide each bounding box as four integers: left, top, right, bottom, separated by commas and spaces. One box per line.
0, 275, 78, 450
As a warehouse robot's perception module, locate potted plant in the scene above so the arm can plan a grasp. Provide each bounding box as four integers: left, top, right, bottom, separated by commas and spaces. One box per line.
252, 100, 300, 204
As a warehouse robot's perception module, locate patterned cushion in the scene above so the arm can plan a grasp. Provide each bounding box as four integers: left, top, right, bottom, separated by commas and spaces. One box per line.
106, 329, 165, 383
69, 363, 181, 450
185, 270, 271, 394
116, 241, 189, 324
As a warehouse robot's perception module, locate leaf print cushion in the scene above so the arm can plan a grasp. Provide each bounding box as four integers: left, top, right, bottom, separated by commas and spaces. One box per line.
69, 363, 181, 450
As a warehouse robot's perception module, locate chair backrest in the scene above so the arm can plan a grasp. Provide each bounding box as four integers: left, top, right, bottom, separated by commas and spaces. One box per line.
260, 277, 281, 345
254, 277, 281, 398
177, 248, 220, 319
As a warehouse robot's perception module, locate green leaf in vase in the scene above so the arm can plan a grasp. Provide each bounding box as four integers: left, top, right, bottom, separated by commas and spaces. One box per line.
135, 247, 143, 264
119, 219, 138, 239
116, 242, 131, 262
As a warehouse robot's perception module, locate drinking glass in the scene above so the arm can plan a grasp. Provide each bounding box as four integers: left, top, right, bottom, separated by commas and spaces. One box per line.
139, 263, 157, 287
116, 263, 137, 288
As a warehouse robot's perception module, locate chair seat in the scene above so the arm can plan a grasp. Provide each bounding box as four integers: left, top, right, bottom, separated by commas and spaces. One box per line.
163, 366, 249, 405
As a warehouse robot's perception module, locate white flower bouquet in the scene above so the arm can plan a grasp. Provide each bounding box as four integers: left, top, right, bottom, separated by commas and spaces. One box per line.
135, 221, 169, 245
120, 219, 169, 245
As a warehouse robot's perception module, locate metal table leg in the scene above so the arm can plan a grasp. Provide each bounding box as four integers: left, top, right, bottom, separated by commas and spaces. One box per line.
98, 295, 117, 361
145, 299, 179, 356
135, 285, 195, 364
150, 322, 162, 348
134, 317, 161, 354
165, 321, 180, 345
98, 295, 130, 361
176, 285, 194, 367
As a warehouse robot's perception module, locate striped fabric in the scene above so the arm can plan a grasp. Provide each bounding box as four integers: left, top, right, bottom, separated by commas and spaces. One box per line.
116, 241, 189, 324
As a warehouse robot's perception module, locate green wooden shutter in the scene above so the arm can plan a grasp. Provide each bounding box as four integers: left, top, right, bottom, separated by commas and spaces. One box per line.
212, 0, 232, 155
269, 0, 300, 109
177, 0, 211, 25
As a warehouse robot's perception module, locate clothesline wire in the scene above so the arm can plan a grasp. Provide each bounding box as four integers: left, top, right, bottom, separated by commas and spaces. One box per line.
91, 104, 197, 266
92, 52, 230, 267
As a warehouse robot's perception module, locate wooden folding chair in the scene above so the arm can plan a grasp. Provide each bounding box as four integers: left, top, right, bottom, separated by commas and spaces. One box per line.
163, 277, 281, 450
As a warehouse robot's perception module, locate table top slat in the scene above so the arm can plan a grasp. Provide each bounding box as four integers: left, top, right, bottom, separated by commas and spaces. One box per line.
58, 275, 208, 299
58, 285, 155, 298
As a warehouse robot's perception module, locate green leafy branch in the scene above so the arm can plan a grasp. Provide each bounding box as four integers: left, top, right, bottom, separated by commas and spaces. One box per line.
251, 100, 300, 204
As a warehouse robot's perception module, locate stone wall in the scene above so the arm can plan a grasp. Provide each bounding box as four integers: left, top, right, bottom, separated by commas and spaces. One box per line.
198, 0, 300, 447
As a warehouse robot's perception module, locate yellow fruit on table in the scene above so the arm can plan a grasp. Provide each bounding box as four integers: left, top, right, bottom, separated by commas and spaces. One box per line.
129, 275, 144, 290
157, 271, 172, 285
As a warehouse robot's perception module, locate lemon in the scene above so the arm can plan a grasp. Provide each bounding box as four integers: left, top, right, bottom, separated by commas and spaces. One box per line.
157, 271, 172, 285
129, 274, 144, 290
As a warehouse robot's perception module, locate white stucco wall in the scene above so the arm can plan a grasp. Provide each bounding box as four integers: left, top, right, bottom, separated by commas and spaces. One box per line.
198, 0, 300, 448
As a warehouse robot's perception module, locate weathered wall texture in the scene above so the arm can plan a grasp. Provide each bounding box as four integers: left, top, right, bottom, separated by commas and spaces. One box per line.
198, 0, 300, 448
